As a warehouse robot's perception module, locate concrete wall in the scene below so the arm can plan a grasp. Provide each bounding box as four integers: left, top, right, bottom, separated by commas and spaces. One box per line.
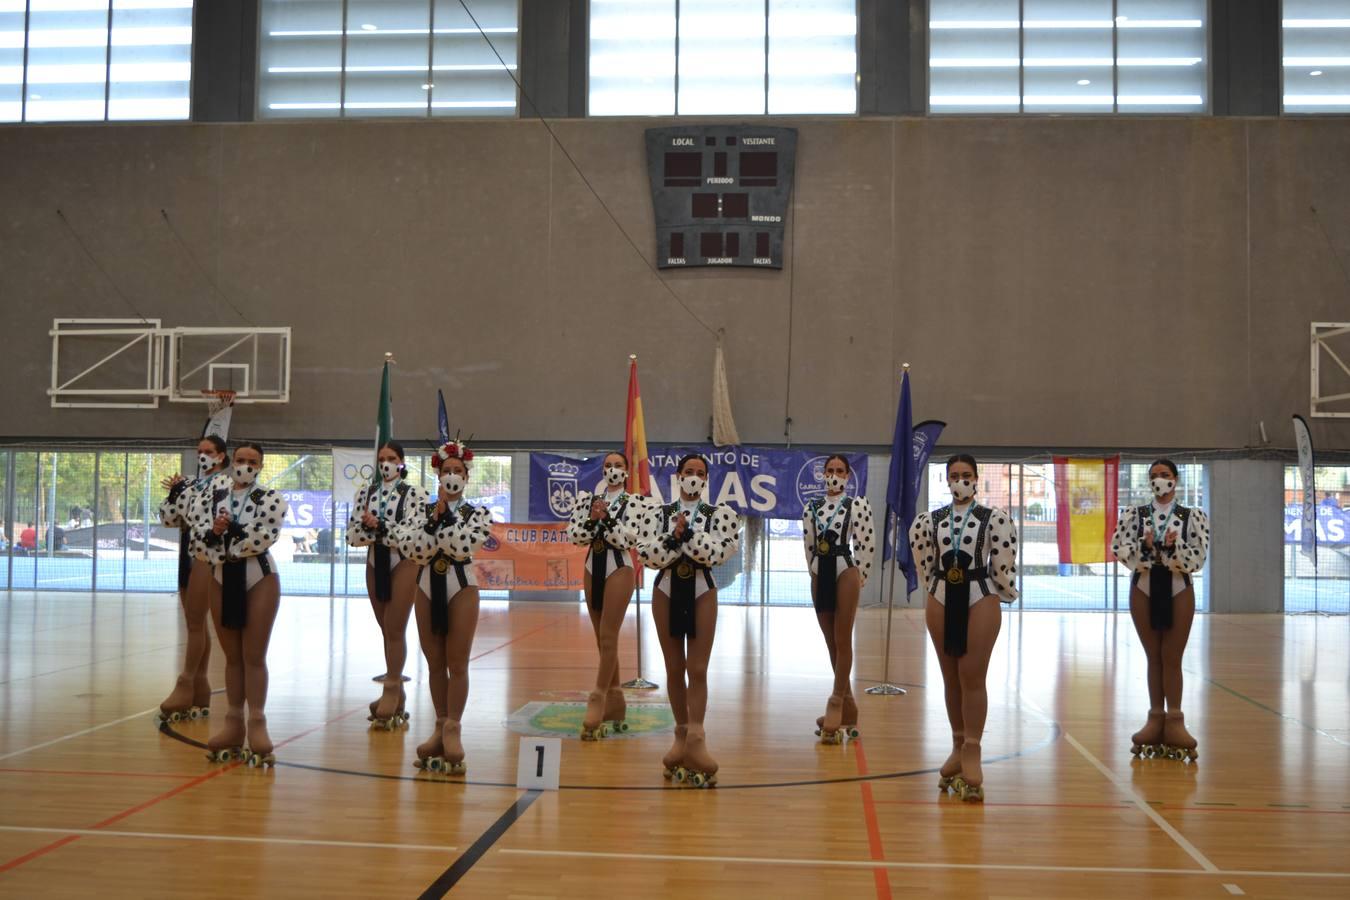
1, 116, 1348, 452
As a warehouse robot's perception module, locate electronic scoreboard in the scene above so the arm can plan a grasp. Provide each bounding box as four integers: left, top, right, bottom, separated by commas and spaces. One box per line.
645, 125, 797, 270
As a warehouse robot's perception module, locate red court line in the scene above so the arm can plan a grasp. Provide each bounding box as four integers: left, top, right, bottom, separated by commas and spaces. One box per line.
469, 616, 569, 663
871, 798, 1350, 816
0, 768, 199, 781
0, 705, 364, 875
853, 740, 892, 900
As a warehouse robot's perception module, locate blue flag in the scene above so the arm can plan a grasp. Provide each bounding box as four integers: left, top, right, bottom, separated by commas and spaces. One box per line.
437, 390, 450, 444
882, 372, 945, 593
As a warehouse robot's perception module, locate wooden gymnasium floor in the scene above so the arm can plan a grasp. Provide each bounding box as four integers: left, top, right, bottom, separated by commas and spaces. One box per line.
0, 591, 1347, 899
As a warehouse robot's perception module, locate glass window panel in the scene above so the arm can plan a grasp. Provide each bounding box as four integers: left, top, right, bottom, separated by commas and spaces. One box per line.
259, 0, 344, 118
767, 0, 856, 114
94, 452, 127, 592
25, 0, 111, 122
678, 0, 765, 114
37, 452, 97, 591
1283, 0, 1350, 113
431, 0, 516, 118
1283, 464, 1350, 614
12, 452, 38, 590
107, 0, 192, 121
0, 1, 24, 122
589, 0, 676, 116
342, 0, 429, 117
1115, 0, 1205, 111
929, 0, 1020, 112
0, 450, 8, 589
1023, 0, 1113, 113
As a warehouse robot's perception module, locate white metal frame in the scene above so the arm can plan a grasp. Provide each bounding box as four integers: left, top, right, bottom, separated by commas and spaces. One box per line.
1311, 321, 1350, 419
48, 319, 291, 408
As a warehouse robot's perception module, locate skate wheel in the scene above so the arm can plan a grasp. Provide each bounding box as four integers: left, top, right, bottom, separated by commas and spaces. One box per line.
187, 708, 199, 720
847, 728, 860, 739
414, 758, 426, 770
938, 776, 954, 792
691, 773, 706, 788
447, 762, 466, 776
662, 767, 675, 780
200, 708, 210, 718
673, 767, 687, 783
813, 728, 822, 737
614, 722, 629, 733
429, 757, 443, 772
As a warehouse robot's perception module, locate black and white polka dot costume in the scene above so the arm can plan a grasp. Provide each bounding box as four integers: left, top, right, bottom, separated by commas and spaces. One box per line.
160, 471, 227, 587
909, 501, 1018, 656
1111, 501, 1210, 629
567, 488, 649, 609
801, 494, 877, 613
637, 498, 741, 638
346, 479, 426, 600
397, 498, 492, 635
190, 481, 288, 629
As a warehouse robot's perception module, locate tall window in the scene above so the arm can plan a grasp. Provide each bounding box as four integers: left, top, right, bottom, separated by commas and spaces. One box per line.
588, 0, 857, 116
1283, 1, 1350, 113
0, 0, 193, 124
258, 0, 518, 119
929, 0, 1207, 114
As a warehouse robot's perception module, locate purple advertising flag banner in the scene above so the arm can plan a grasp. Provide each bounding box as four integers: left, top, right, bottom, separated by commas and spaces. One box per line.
529, 446, 868, 521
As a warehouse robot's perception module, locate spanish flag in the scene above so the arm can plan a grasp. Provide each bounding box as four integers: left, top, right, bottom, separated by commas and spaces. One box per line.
624, 356, 650, 496
1053, 456, 1119, 564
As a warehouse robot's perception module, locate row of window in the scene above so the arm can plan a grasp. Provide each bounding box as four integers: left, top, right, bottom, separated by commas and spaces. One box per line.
3, 1, 1350, 124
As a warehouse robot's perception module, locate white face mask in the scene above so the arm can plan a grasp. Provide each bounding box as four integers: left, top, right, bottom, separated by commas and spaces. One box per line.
1151, 477, 1176, 499
680, 474, 706, 497
197, 453, 220, 477
948, 477, 976, 502
440, 472, 466, 494
824, 473, 848, 493
233, 463, 259, 486
604, 466, 627, 487
380, 461, 400, 482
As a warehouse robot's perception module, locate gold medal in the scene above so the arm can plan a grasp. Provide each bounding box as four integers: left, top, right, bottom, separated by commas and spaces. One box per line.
675, 561, 693, 579
817, 538, 831, 554
945, 566, 965, 585
591, 538, 605, 553
433, 558, 449, 575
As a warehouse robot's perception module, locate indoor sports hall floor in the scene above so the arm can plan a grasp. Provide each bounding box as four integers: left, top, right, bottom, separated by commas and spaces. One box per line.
0, 591, 1346, 898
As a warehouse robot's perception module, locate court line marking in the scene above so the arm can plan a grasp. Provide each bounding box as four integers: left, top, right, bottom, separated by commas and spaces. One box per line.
1204, 676, 1350, 748
0, 705, 162, 762
418, 791, 542, 899
0, 825, 457, 854
1061, 731, 1218, 873
1223, 884, 1245, 895
0, 767, 199, 781
494, 848, 1350, 880
852, 739, 892, 900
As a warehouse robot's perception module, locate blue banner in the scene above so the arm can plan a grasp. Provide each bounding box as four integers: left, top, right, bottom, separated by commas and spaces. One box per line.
1283, 501, 1349, 546
530, 446, 868, 521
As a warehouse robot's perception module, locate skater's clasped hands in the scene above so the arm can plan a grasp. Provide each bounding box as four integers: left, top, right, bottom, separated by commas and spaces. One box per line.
212, 511, 231, 535
361, 511, 379, 529
590, 498, 607, 521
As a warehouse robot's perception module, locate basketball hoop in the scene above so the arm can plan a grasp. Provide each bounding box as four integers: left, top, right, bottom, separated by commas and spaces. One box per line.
201, 389, 236, 415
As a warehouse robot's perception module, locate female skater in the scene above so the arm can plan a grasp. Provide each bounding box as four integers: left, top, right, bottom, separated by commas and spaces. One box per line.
346, 440, 424, 730
908, 454, 1018, 802
192, 443, 288, 767
803, 454, 876, 744
156, 435, 229, 722
1111, 459, 1210, 761
637, 453, 741, 787
567, 451, 648, 739
397, 440, 492, 776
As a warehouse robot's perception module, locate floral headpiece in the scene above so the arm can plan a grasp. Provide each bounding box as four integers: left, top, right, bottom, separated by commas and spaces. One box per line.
434, 439, 474, 468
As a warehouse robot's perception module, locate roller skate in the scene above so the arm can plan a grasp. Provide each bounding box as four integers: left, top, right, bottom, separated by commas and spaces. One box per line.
1161, 711, 1198, 762
662, 725, 687, 780
951, 740, 984, 802
938, 732, 964, 793
413, 717, 448, 772
243, 715, 276, 768
818, 694, 846, 745
815, 695, 860, 740
439, 720, 467, 776
369, 684, 409, 731
1130, 709, 1165, 759
676, 724, 718, 788
579, 690, 609, 741
604, 688, 630, 734
191, 675, 212, 720
157, 677, 201, 725
205, 709, 246, 763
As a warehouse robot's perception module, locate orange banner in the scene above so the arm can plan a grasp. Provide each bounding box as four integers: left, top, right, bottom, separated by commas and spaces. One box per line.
473, 522, 589, 592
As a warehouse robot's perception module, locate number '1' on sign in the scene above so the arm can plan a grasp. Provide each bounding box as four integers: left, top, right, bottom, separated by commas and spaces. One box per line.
515, 737, 561, 791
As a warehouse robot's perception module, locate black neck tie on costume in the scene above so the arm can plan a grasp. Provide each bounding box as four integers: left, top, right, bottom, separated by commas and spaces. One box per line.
941, 549, 971, 658
430, 552, 450, 637
1148, 563, 1174, 631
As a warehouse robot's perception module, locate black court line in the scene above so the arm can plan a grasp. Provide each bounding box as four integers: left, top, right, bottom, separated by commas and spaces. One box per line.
159, 718, 1061, 792
416, 790, 542, 899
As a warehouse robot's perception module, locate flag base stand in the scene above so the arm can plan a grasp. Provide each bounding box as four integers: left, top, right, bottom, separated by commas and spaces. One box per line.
864, 683, 907, 696
621, 677, 659, 690
372, 674, 412, 682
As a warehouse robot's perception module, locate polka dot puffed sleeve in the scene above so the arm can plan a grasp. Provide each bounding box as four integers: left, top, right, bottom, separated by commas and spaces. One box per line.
229, 490, 288, 561
636, 503, 680, 570
908, 512, 937, 594
685, 504, 741, 568
985, 507, 1019, 603
849, 497, 877, 586
1169, 508, 1210, 575
434, 504, 493, 562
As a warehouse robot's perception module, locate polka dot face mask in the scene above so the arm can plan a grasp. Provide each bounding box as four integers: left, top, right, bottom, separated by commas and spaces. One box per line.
440, 472, 466, 494
1150, 477, 1176, 499
232, 463, 259, 486
604, 465, 627, 486
824, 473, 848, 493
948, 477, 976, 502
